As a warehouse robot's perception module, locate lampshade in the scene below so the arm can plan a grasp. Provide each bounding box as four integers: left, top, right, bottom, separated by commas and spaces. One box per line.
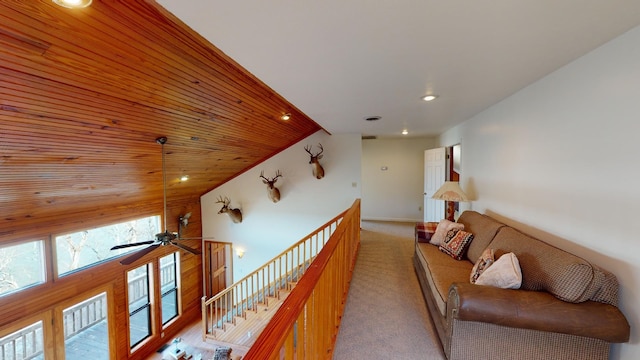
432, 181, 469, 202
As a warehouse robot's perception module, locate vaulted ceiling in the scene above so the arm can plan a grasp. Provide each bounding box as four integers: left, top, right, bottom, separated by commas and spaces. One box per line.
2, 0, 640, 240
0, 1, 323, 239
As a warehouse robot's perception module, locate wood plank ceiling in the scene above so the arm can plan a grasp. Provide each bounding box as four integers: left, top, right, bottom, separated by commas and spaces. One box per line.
0, 1, 323, 240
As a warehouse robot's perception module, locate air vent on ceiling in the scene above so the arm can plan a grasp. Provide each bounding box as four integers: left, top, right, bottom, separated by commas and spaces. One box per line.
362, 135, 377, 140
364, 116, 381, 121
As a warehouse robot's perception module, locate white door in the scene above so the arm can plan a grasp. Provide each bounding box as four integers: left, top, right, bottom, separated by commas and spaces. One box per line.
424, 147, 446, 222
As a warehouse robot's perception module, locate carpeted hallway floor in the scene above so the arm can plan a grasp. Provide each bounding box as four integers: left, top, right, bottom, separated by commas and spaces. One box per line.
332, 221, 446, 359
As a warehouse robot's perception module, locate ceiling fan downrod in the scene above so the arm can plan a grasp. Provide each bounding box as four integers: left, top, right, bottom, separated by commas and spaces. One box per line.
156, 136, 168, 232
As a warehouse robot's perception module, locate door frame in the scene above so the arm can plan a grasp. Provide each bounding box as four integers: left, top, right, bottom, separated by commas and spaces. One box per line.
202, 240, 233, 298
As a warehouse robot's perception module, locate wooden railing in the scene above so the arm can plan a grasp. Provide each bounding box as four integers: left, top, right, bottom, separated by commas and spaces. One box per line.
201, 208, 348, 340
63, 292, 107, 339
0, 321, 44, 360
244, 199, 360, 359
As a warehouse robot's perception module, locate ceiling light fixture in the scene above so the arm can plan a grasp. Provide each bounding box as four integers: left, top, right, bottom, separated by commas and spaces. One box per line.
421, 95, 438, 102
52, 0, 93, 8
180, 175, 189, 182
280, 113, 291, 121
402, 129, 409, 135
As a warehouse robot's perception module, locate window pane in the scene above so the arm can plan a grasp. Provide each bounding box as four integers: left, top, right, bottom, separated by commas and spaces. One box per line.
160, 253, 178, 325
0, 321, 45, 360
63, 292, 109, 360
161, 289, 178, 325
56, 216, 160, 276
129, 306, 151, 348
127, 264, 151, 348
0, 240, 45, 297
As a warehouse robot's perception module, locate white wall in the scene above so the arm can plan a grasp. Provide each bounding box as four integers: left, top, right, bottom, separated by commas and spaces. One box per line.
361, 137, 437, 221
439, 25, 640, 358
201, 131, 361, 281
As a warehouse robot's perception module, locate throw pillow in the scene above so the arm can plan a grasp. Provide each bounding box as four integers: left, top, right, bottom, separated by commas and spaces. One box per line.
475, 252, 522, 289
213, 346, 232, 360
415, 221, 438, 242
430, 219, 465, 246
470, 248, 495, 283
439, 230, 474, 260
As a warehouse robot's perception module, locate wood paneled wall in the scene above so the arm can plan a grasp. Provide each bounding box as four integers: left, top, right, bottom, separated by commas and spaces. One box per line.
0, 198, 203, 359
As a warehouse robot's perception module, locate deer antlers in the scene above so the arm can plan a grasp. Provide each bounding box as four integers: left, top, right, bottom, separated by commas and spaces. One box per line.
216, 196, 243, 223
304, 143, 325, 179
259, 170, 283, 203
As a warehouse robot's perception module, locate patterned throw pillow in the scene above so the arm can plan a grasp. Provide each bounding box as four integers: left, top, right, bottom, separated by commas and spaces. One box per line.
415, 221, 438, 242
439, 230, 474, 260
430, 219, 465, 246
470, 248, 495, 283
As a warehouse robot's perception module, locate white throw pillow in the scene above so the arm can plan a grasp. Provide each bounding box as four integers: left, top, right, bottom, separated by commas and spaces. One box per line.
475, 252, 522, 289
429, 219, 464, 246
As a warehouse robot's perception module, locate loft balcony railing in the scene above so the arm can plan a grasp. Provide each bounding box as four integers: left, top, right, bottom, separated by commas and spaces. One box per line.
201, 206, 351, 340
244, 199, 360, 359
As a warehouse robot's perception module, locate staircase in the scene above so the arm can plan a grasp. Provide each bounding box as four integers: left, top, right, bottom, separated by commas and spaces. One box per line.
201, 213, 345, 350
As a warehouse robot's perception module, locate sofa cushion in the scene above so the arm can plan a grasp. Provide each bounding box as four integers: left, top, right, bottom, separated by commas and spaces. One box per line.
430, 219, 464, 246
439, 230, 474, 260
488, 227, 597, 303
475, 252, 522, 289
457, 211, 506, 263
416, 241, 472, 315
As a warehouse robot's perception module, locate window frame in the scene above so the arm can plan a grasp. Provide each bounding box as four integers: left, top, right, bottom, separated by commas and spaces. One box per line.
159, 252, 180, 326
127, 263, 154, 350
53, 215, 161, 278
0, 239, 47, 298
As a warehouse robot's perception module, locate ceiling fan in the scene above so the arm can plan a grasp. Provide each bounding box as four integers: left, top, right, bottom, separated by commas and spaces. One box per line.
111, 136, 202, 265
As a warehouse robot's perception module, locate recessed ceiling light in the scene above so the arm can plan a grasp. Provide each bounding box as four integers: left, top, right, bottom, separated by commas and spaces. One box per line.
180, 175, 189, 182
401, 129, 409, 135
52, 0, 93, 8
421, 95, 438, 102
281, 113, 291, 121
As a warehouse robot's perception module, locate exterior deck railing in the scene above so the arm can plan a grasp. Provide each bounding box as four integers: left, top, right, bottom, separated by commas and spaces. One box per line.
201, 207, 349, 340
244, 199, 360, 359
0, 321, 44, 360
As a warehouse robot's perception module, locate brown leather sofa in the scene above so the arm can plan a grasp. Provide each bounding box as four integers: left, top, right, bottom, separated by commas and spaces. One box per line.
413, 211, 630, 360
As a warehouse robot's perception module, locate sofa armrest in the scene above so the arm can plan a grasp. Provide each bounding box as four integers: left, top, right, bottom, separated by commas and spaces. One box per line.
448, 283, 630, 343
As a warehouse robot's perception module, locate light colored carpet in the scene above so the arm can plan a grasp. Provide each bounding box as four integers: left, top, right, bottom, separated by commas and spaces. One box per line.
332, 221, 446, 360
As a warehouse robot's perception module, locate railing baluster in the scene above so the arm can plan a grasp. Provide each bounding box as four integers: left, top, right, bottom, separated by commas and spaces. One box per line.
201, 206, 350, 340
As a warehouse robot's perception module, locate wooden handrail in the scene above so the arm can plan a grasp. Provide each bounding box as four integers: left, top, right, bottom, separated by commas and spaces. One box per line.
243, 199, 361, 359
201, 207, 348, 341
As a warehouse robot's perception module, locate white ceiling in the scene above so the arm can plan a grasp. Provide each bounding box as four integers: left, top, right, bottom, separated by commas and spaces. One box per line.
158, 0, 640, 138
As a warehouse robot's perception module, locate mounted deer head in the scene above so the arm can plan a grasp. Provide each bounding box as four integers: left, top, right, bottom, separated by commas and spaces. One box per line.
259, 170, 282, 203
216, 196, 243, 223
304, 143, 325, 179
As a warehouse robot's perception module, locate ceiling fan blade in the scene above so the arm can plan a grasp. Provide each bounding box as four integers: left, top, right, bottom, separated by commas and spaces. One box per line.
110, 240, 156, 250
171, 241, 201, 255
119, 244, 160, 265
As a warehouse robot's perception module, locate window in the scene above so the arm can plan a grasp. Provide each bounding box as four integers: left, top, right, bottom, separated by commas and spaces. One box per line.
0, 240, 45, 297
0, 320, 45, 360
159, 253, 179, 325
127, 264, 152, 348
62, 292, 109, 359
55, 215, 160, 276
